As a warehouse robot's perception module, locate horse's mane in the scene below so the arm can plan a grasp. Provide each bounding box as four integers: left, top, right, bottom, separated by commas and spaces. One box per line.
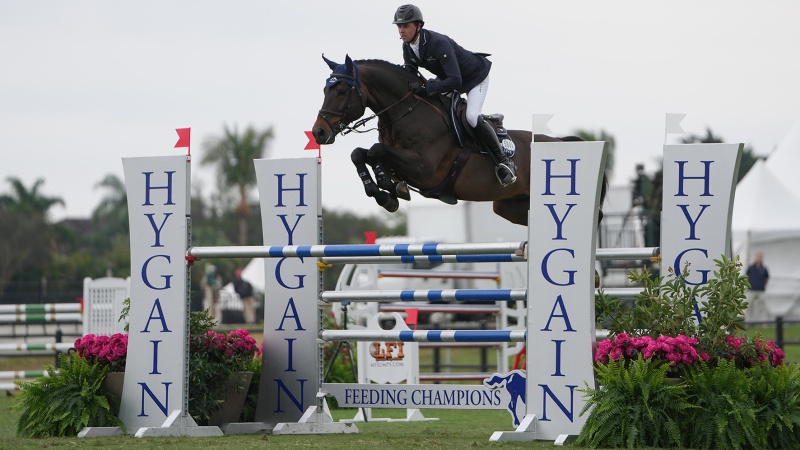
355, 59, 417, 82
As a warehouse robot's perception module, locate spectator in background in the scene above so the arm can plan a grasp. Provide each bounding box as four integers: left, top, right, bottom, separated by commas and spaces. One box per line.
233, 268, 257, 325
201, 264, 223, 323
745, 252, 769, 322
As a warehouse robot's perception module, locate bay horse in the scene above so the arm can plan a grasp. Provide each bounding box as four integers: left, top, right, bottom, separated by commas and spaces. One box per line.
311, 55, 606, 226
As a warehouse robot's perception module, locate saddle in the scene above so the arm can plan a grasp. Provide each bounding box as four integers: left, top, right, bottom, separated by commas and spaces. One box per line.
415, 94, 516, 205
446, 94, 513, 154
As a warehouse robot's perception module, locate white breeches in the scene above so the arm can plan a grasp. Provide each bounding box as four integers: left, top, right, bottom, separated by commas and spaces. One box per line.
466, 75, 489, 128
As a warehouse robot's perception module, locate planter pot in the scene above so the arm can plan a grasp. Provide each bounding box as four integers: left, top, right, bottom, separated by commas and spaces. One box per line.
664, 376, 684, 386
208, 371, 254, 426
103, 371, 125, 415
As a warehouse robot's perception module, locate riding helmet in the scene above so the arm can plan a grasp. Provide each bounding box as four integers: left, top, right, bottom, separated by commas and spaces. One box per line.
393, 4, 424, 25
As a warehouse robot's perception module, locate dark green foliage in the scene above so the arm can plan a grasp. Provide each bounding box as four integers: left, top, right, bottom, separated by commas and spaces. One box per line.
683, 360, 759, 449
240, 355, 263, 422
596, 264, 700, 339
320, 208, 406, 290
576, 357, 692, 448
596, 255, 749, 363
187, 309, 244, 425
695, 256, 749, 359
749, 363, 800, 449
12, 353, 124, 437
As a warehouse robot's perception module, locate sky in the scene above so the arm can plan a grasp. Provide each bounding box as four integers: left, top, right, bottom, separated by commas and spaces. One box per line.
2, 1, 800, 221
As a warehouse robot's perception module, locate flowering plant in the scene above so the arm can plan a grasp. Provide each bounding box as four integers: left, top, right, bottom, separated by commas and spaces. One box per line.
73, 333, 128, 373
722, 335, 785, 368
595, 332, 785, 376
190, 328, 259, 372
594, 333, 709, 376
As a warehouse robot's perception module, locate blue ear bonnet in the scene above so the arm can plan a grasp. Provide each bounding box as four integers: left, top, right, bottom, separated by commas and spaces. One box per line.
322, 54, 360, 88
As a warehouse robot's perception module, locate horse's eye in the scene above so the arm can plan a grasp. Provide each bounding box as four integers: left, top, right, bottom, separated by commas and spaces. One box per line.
337, 87, 348, 96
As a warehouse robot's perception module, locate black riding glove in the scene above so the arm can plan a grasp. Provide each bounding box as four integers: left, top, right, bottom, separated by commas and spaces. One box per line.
409, 81, 426, 96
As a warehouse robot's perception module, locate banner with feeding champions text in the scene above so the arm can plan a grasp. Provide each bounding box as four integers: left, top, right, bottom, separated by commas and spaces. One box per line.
526, 141, 607, 440
254, 158, 321, 426
120, 155, 189, 432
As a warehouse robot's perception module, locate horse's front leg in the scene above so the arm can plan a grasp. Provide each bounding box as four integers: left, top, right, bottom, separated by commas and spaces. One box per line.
351, 147, 399, 212
367, 143, 411, 201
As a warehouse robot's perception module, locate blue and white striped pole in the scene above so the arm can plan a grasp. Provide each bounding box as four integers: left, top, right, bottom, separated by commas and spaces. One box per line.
320, 289, 526, 303
321, 329, 526, 343
189, 241, 525, 259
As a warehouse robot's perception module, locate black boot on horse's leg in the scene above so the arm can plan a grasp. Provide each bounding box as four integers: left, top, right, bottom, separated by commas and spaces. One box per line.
474, 116, 517, 187
351, 148, 399, 212
373, 162, 411, 201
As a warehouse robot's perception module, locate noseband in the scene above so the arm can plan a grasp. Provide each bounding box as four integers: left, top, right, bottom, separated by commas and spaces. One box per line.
317, 74, 365, 137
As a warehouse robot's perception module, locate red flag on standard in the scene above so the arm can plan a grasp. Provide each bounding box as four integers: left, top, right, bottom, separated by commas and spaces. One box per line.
175, 128, 191, 148
304, 131, 320, 150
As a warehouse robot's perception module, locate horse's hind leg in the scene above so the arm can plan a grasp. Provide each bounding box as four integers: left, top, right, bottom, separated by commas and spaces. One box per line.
351, 147, 399, 212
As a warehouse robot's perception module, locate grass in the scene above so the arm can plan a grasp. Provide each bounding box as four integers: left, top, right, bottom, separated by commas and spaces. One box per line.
0, 394, 564, 449
0, 322, 797, 448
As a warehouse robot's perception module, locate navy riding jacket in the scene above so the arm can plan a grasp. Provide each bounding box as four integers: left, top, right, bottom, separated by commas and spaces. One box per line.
402, 29, 491, 96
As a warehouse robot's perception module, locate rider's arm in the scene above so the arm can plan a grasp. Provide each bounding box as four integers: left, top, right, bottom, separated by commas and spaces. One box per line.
424, 37, 462, 95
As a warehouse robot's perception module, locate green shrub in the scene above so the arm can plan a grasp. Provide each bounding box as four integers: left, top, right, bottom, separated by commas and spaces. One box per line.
241, 354, 263, 422
749, 363, 800, 449
576, 356, 693, 448
683, 360, 760, 449
13, 352, 124, 437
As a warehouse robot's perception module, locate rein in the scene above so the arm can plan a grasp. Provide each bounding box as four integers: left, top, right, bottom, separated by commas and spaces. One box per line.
342, 91, 418, 135
317, 65, 450, 138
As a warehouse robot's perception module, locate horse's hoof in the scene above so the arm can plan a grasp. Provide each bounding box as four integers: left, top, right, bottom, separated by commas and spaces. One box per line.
396, 182, 411, 201
383, 196, 399, 213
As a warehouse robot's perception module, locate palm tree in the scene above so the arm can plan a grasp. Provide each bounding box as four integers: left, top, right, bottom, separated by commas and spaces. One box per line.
0, 177, 64, 296
0, 177, 64, 217
201, 125, 274, 246
93, 174, 128, 232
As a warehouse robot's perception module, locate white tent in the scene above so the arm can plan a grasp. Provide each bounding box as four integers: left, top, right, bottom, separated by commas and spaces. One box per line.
731, 159, 800, 319
765, 116, 800, 200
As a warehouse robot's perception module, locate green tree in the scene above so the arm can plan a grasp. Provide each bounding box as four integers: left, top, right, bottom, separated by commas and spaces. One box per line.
0, 177, 64, 217
201, 125, 274, 246
0, 177, 64, 296
320, 208, 407, 289
572, 129, 616, 181
92, 174, 128, 234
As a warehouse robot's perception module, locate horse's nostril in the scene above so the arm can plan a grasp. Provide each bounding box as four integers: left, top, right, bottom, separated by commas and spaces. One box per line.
313, 128, 324, 138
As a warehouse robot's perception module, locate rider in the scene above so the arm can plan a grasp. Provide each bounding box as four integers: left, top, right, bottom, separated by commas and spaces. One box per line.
393, 4, 517, 187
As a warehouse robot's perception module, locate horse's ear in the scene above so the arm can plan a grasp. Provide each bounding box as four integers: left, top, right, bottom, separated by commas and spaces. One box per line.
345, 54, 360, 84
322, 53, 338, 70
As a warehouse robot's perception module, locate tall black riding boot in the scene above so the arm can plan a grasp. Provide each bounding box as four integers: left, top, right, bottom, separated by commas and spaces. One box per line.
474, 116, 517, 187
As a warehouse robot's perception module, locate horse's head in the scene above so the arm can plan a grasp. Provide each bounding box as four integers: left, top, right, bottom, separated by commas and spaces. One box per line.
312, 54, 366, 145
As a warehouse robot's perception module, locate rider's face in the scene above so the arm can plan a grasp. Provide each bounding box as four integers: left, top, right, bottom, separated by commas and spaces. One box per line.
397, 23, 419, 44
